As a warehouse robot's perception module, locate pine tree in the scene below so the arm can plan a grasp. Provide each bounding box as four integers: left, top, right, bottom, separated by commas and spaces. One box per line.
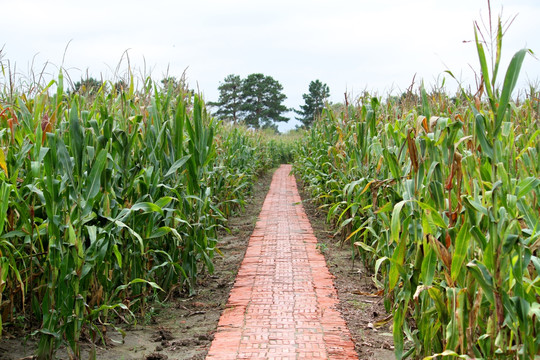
241, 73, 288, 129
295, 80, 330, 128
209, 74, 243, 123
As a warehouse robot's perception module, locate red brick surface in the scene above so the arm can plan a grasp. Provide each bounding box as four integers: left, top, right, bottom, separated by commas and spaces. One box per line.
206, 165, 358, 359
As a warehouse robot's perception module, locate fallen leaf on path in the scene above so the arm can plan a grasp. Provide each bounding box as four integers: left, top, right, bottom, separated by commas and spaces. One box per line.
352, 290, 383, 297
373, 314, 393, 328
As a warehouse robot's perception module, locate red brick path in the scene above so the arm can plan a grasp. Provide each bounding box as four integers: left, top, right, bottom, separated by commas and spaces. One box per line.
206, 165, 358, 359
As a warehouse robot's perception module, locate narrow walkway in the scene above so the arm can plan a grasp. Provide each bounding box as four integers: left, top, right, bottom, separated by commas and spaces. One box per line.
207, 165, 358, 360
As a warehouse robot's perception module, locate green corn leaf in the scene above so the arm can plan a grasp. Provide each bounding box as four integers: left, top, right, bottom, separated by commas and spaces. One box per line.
148, 226, 176, 239
32, 328, 62, 340
0, 230, 27, 239
87, 302, 130, 318
0, 182, 10, 237
516, 129, 539, 160
202, 251, 215, 274
383, 149, 401, 181
354, 240, 375, 254
445, 318, 459, 351
463, 197, 488, 217
470, 226, 487, 249
429, 181, 445, 210
56, 138, 75, 187
514, 295, 530, 325
391, 200, 409, 243
517, 198, 538, 230
417, 201, 447, 229
108, 218, 144, 253
327, 201, 345, 222
154, 196, 174, 209
374, 256, 389, 283
421, 82, 431, 119
375, 201, 393, 214
112, 244, 122, 268
69, 99, 84, 178
474, 27, 494, 106
474, 113, 493, 159
164, 154, 191, 178
54, 70, 64, 119
130, 202, 164, 216
84, 149, 107, 201
495, 48, 529, 136
115, 278, 164, 294
531, 256, 540, 275
173, 98, 186, 159
517, 177, 540, 199
428, 287, 448, 323
451, 222, 470, 282
393, 300, 408, 359
466, 260, 494, 305
421, 246, 437, 286
492, 19, 503, 85
389, 232, 407, 290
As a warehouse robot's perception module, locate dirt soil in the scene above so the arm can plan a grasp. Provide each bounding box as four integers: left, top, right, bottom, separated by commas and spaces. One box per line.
0, 168, 395, 360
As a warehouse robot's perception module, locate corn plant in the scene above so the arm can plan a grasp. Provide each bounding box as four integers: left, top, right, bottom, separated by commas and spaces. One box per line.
0, 65, 292, 358
294, 15, 539, 359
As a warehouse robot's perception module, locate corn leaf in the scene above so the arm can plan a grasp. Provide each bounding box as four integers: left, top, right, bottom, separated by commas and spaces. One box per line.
451, 223, 470, 281
0, 148, 7, 177
84, 149, 108, 201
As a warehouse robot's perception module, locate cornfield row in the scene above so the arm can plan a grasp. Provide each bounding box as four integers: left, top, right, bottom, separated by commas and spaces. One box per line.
294, 21, 539, 360
0, 71, 292, 358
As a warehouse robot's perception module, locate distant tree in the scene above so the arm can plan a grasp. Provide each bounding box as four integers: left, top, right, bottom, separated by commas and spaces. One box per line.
161, 76, 187, 93
208, 74, 243, 123
399, 90, 420, 108
73, 77, 102, 95
295, 80, 330, 128
240, 73, 288, 129
112, 79, 128, 95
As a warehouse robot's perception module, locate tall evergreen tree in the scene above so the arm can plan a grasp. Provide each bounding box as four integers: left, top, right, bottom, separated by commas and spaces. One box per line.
295, 80, 330, 128
241, 73, 288, 129
209, 74, 243, 123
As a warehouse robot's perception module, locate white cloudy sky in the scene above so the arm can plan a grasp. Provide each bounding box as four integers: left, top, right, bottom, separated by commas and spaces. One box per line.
1, 0, 539, 131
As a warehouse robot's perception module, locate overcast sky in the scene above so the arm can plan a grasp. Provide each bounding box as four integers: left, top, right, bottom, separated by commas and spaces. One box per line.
1, 0, 539, 131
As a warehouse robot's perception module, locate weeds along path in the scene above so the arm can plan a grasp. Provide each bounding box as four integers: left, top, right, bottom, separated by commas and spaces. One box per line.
207, 164, 357, 359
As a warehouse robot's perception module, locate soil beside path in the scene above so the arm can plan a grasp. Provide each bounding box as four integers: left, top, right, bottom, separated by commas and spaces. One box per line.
207, 164, 357, 359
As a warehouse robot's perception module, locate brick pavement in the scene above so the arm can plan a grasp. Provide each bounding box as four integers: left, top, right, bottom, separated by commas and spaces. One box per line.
206, 164, 358, 359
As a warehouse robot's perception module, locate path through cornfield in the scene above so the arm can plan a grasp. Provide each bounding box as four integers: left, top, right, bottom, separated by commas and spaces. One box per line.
207, 164, 358, 359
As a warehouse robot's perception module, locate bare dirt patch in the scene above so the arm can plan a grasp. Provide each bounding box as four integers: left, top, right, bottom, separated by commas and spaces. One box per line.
297, 180, 395, 360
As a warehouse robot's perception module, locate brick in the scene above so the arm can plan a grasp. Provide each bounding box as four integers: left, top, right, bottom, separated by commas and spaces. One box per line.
206, 165, 358, 359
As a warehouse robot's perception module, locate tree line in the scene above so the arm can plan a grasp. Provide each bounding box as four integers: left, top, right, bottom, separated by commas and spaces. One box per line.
71, 74, 331, 130
209, 74, 330, 130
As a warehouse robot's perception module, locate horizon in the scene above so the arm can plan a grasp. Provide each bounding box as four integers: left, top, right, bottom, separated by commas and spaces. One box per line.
2, 0, 539, 131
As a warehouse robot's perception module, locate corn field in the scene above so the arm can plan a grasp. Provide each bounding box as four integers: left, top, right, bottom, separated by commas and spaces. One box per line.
1, 9, 539, 360
0, 70, 292, 358
294, 20, 539, 360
